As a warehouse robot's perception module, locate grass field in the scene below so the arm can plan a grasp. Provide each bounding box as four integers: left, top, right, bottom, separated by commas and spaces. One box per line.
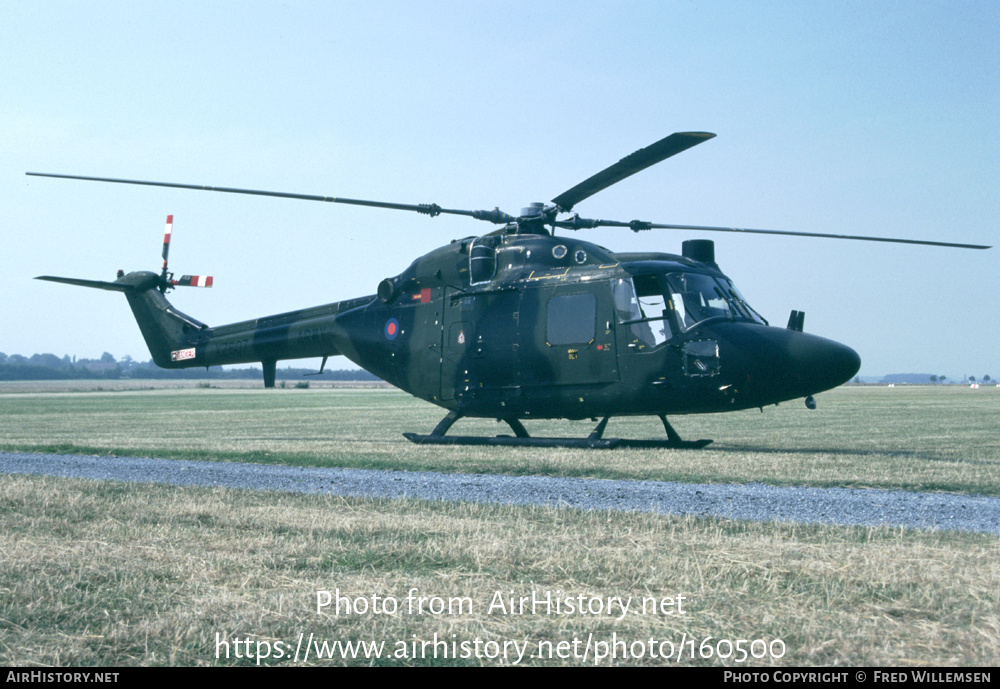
1, 383, 997, 494
1, 383, 998, 666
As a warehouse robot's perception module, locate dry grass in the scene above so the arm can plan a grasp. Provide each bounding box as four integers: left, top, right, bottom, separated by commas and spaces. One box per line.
1, 474, 996, 666
1, 384, 998, 666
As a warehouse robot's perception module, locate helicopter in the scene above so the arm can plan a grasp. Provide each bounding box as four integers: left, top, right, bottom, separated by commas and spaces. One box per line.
28, 132, 990, 448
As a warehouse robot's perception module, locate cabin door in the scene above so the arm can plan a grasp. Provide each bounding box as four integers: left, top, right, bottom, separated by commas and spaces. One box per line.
518, 282, 619, 388
440, 288, 520, 402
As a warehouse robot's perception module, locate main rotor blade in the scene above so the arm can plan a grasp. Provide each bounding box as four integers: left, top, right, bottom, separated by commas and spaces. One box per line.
25, 172, 515, 224
554, 218, 991, 249
35, 276, 135, 292
551, 132, 716, 212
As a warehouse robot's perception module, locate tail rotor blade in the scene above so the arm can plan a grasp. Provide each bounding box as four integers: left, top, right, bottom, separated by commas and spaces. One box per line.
172, 275, 214, 287
161, 214, 173, 277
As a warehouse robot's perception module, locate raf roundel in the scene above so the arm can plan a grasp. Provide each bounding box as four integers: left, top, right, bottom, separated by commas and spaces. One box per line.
384, 317, 400, 341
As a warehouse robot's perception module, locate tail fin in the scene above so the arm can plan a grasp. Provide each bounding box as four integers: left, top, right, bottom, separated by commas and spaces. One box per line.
123, 282, 208, 367
35, 276, 134, 292
37, 270, 208, 368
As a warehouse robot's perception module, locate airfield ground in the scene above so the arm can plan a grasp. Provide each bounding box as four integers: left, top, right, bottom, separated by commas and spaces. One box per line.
0, 384, 997, 665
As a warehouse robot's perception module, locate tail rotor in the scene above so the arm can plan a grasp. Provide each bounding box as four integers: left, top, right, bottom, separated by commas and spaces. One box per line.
37, 214, 214, 294
157, 215, 213, 293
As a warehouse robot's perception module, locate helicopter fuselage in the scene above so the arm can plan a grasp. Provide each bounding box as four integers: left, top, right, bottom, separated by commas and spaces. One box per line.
141, 228, 860, 422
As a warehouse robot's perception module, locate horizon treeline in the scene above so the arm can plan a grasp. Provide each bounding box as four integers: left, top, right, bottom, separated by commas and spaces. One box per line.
0, 351, 379, 382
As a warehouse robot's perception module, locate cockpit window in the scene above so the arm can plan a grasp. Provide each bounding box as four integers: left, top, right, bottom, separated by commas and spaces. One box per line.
724, 281, 768, 325
666, 272, 766, 329
615, 271, 765, 350
666, 273, 734, 329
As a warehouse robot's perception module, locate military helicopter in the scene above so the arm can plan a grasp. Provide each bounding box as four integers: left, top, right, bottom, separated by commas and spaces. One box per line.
28, 132, 990, 448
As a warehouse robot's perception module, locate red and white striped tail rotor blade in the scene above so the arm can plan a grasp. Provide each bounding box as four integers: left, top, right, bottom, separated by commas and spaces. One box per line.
171, 274, 214, 287
161, 214, 173, 274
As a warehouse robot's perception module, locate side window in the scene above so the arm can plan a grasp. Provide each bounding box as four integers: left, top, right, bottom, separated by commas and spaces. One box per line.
620, 275, 673, 350
634, 275, 670, 325
612, 278, 641, 322
547, 293, 596, 345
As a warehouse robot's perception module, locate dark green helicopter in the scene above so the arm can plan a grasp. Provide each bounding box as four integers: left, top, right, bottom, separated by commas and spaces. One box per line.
29, 132, 990, 448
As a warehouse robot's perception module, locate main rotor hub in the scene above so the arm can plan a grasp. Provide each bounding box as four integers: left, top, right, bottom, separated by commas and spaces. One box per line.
520, 202, 546, 218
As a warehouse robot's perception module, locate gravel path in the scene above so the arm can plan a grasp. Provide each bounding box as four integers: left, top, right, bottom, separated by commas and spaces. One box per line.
2, 451, 998, 534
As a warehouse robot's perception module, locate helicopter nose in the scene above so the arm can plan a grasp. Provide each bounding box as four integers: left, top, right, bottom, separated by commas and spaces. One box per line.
715, 324, 861, 404
786, 331, 861, 393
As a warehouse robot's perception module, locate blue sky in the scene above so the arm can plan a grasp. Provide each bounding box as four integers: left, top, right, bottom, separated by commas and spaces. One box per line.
3, 1, 997, 379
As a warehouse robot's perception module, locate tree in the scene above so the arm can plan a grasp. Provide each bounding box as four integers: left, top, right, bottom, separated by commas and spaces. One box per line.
30, 353, 65, 369
930, 375, 938, 383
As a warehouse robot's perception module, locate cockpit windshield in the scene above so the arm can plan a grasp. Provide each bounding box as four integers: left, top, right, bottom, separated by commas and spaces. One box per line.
613, 271, 766, 350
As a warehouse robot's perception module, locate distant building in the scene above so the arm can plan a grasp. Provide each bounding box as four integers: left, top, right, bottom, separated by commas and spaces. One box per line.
879, 373, 936, 385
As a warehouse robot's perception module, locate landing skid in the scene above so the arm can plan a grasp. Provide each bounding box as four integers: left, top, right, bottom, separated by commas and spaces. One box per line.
402, 412, 713, 449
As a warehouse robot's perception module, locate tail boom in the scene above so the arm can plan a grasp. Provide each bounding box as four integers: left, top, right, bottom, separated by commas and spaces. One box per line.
124, 280, 369, 372
39, 270, 365, 378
